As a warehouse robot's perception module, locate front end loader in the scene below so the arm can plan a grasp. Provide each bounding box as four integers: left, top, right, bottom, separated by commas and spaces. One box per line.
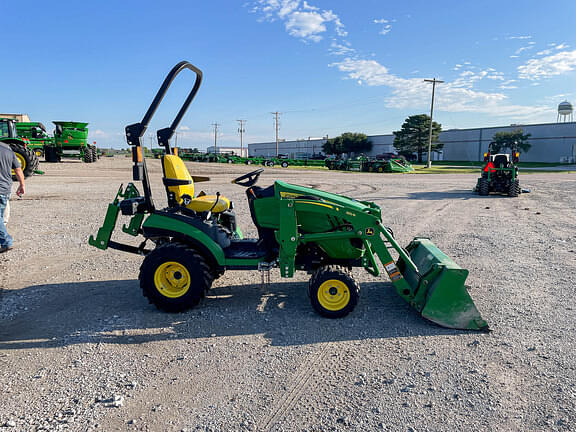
89, 61, 488, 331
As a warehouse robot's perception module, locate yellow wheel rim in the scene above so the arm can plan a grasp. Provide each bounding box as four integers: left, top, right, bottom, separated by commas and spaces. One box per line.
317, 279, 350, 311
154, 261, 191, 298
377, 166, 384, 173
14, 152, 26, 173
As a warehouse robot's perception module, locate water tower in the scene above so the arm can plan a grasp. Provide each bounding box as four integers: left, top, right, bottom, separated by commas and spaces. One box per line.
557, 101, 573, 122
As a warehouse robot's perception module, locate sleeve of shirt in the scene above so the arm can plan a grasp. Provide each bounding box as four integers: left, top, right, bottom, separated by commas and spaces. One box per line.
12, 152, 21, 169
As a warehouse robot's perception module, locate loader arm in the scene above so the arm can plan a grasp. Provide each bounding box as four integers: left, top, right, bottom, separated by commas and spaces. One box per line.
277, 197, 487, 331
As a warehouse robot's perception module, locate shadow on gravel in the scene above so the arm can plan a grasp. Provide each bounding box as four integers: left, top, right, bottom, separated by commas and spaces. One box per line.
0, 279, 461, 350
375, 190, 484, 201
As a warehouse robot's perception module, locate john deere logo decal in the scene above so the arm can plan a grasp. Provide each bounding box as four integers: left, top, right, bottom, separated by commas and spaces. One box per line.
365, 227, 375, 236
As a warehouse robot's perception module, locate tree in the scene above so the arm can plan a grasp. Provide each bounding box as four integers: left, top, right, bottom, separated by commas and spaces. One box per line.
393, 114, 442, 163
490, 129, 531, 153
322, 132, 372, 156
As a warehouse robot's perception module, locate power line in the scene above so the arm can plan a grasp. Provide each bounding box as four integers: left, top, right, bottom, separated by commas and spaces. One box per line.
237, 119, 246, 157
211, 122, 220, 154
424, 78, 444, 168
271, 112, 281, 156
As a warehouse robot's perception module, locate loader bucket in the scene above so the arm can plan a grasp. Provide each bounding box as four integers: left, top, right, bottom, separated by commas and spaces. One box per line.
398, 238, 488, 331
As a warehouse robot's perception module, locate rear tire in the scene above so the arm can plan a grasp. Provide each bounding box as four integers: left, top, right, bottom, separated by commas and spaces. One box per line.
308, 265, 359, 318
478, 177, 489, 196
10, 143, 38, 179
91, 145, 98, 161
83, 146, 94, 163
508, 178, 520, 197
139, 243, 213, 312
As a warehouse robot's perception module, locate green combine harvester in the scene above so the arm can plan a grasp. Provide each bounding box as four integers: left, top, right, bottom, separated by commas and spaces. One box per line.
16, 121, 98, 163
89, 61, 487, 331
14, 122, 51, 157
0, 118, 40, 178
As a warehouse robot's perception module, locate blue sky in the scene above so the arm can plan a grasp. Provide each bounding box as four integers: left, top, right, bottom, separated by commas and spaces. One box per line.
3, 1, 575, 149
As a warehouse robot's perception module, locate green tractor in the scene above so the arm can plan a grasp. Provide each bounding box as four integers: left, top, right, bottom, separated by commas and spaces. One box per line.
475, 142, 521, 197
0, 117, 40, 178
89, 61, 488, 331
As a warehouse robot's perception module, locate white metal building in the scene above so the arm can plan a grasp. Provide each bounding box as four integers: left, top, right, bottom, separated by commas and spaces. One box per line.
206, 146, 248, 157
248, 121, 576, 163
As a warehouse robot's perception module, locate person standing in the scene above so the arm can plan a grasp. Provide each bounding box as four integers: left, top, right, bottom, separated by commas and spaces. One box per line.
0, 142, 25, 253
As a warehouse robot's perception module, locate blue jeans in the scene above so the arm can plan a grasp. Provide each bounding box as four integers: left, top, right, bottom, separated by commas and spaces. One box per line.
0, 194, 12, 248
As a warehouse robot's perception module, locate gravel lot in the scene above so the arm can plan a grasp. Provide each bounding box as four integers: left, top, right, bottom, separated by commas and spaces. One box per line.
1, 156, 575, 431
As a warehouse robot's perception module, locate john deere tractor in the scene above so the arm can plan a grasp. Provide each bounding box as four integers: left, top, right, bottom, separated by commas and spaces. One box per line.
475, 142, 521, 197
0, 117, 40, 178
89, 61, 488, 331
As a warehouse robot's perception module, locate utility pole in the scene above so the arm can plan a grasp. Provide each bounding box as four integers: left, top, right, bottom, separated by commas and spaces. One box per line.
237, 119, 246, 157
424, 78, 443, 168
271, 111, 281, 156
211, 123, 220, 154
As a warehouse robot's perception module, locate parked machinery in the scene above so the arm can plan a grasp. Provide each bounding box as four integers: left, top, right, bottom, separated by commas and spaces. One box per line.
476, 142, 521, 197
0, 118, 40, 178
90, 61, 487, 331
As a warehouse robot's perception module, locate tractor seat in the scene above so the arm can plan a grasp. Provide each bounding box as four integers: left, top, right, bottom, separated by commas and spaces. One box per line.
492, 154, 510, 168
162, 154, 230, 213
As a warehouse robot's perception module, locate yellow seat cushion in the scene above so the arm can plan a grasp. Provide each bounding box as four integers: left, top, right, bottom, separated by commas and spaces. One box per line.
162, 154, 230, 213
186, 195, 230, 213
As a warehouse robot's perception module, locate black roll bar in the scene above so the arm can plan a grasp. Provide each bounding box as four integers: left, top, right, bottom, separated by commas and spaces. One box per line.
124, 61, 203, 212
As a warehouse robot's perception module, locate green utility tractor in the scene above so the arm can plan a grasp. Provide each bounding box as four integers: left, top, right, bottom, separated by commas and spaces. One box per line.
475, 142, 521, 197
0, 117, 40, 178
89, 61, 488, 331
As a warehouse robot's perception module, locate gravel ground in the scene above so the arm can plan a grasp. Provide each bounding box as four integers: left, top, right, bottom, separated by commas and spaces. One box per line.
1, 156, 575, 431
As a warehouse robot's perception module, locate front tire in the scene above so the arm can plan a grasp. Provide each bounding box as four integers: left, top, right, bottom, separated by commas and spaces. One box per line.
478, 177, 489, 196
281, 161, 289, 168
139, 243, 213, 312
508, 178, 520, 197
308, 265, 359, 318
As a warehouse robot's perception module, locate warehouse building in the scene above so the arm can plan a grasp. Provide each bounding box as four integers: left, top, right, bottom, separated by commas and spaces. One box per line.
248, 121, 576, 163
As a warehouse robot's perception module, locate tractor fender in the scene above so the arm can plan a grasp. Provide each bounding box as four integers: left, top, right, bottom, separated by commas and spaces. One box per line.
142, 213, 226, 267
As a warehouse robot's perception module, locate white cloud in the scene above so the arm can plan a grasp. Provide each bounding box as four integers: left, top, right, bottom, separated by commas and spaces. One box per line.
330, 58, 547, 118
515, 44, 535, 55
179, 125, 191, 131
518, 49, 576, 80
506, 35, 532, 40
91, 129, 108, 137
373, 18, 392, 35
329, 41, 355, 56
251, 2, 549, 120
285, 11, 326, 41
253, 0, 346, 41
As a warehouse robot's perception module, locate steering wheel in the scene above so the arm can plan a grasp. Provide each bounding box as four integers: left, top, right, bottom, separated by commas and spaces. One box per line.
232, 168, 264, 187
